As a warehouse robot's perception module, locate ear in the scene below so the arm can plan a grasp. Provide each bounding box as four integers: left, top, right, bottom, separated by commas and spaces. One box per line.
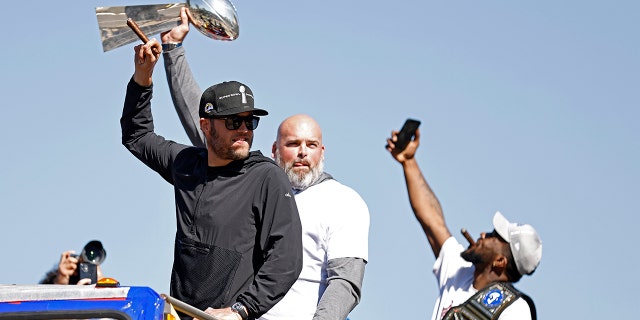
200, 118, 210, 134
493, 255, 508, 270
271, 142, 277, 158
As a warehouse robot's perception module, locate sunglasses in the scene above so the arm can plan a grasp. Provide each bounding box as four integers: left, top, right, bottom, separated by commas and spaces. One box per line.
214, 115, 260, 131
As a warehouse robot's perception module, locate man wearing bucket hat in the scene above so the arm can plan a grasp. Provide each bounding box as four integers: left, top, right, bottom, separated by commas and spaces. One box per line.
121, 39, 302, 320
386, 128, 542, 320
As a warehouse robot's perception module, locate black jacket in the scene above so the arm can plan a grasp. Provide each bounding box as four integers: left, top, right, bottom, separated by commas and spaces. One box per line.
121, 79, 302, 318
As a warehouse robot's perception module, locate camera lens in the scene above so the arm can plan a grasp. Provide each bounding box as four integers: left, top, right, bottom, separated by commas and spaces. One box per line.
81, 240, 106, 265
85, 249, 100, 262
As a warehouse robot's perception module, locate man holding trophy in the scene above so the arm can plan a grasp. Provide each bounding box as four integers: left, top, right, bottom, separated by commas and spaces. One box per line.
120, 26, 303, 320
100, 0, 367, 318
158, 7, 370, 320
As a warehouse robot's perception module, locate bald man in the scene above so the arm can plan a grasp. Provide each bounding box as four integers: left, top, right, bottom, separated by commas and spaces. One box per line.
160, 12, 370, 319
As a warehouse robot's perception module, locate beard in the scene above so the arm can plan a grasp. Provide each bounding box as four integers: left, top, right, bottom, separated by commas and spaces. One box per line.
208, 125, 252, 161
274, 148, 324, 190
460, 247, 485, 265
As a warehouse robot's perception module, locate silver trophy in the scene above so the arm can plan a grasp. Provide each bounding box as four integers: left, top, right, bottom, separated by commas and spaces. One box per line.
96, 0, 239, 52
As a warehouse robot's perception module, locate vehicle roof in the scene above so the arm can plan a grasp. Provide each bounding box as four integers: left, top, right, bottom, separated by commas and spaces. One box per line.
0, 284, 165, 320
0, 284, 130, 302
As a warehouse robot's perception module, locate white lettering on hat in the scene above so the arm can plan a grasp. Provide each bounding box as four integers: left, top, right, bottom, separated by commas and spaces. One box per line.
218, 93, 240, 100
217, 90, 252, 103
239, 86, 247, 104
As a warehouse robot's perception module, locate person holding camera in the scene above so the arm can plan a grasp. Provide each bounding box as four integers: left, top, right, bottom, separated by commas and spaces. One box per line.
40, 241, 107, 285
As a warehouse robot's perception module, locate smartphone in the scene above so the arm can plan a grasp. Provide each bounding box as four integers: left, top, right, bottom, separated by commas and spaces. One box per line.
78, 262, 98, 284
394, 118, 421, 152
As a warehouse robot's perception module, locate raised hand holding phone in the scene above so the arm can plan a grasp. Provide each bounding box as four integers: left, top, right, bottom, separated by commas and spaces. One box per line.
394, 118, 421, 152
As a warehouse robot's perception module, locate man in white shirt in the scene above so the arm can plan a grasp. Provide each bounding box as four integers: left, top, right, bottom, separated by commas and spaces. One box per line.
386, 127, 542, 320
266, 114, 370, 320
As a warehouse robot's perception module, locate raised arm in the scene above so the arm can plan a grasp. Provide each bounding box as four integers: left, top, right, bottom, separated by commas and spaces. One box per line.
122, 39, 187, 184
387, 129, 451, 257
161, 7, 206, 147
122, 39, 162, 146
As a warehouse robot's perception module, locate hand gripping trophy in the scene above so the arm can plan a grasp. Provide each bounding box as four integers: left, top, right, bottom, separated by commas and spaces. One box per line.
95, 0, 239, 52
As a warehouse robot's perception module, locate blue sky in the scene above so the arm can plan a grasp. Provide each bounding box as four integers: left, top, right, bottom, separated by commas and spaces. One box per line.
1, 1, 638, 318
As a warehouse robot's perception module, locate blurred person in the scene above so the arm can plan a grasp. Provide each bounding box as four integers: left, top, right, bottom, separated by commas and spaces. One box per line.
386, 128, 542, 320
160, 9, 370, 320
40, 250, 104, 285
121, 37, 302, 320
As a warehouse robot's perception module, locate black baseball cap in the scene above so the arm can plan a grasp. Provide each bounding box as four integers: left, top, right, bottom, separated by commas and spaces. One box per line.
199, 81, 268, 118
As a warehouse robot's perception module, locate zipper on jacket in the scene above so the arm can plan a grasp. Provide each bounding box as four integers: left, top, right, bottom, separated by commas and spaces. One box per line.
190, 177, 207, 234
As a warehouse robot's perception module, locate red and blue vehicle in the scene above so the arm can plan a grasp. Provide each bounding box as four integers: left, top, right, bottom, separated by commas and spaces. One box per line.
0, 279, 216, 320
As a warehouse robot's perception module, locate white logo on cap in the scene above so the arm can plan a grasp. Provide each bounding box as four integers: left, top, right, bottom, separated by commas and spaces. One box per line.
239, 86, 247, 104
205, 102, 215, 114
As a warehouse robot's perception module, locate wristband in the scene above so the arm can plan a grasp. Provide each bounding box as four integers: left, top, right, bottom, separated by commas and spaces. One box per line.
162, 42, 182, 51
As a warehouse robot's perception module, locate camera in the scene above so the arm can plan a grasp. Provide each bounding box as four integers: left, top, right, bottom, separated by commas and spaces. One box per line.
75, 240, 107, 284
